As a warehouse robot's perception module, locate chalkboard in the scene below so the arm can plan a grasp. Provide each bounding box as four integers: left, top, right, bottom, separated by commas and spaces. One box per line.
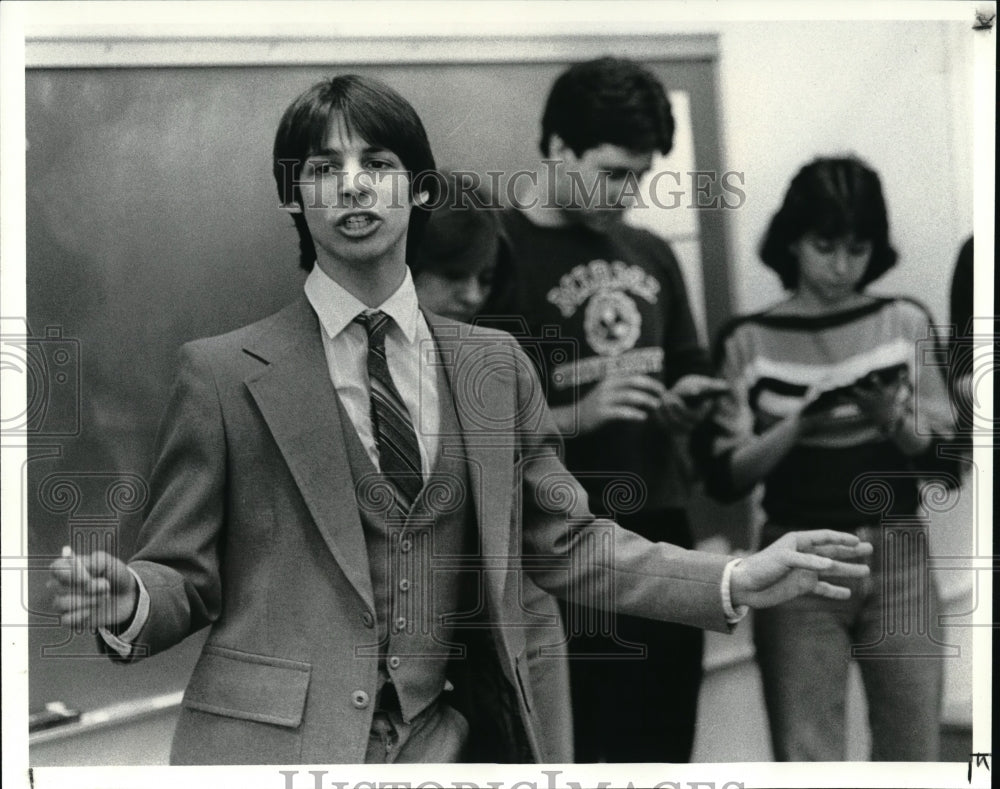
25, 55, 732, 720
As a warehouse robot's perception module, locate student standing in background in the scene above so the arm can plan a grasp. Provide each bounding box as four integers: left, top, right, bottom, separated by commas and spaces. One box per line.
493, 57, 729, 763
948, 236, 974, 441
696, 156, 956, 761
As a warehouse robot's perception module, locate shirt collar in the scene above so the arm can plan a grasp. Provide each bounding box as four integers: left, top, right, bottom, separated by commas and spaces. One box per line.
304, 265, 421, 345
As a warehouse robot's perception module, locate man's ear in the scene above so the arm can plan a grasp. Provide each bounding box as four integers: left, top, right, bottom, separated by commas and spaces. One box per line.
413, 190, 431, 207
548, 134, 574, 163
281, 201, 303, 215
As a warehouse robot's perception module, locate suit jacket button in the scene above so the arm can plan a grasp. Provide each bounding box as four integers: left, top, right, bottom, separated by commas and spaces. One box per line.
362, 612, 375, 628
351, 690, 370, 709
388, 656, 401, 669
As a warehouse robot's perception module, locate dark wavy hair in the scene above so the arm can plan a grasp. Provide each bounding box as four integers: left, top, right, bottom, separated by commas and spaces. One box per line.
539, 57, 675, 158
409, 170, 512, 312
759, 156, 899, 290
272, 75, 438, 271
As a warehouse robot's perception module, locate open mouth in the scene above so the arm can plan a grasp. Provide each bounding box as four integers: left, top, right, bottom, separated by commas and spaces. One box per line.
337, 212, 381, 237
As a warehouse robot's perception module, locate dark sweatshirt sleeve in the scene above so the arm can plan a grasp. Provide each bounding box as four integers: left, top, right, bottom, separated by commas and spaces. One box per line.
649, 235, 713, 384
691, 319, 757, 503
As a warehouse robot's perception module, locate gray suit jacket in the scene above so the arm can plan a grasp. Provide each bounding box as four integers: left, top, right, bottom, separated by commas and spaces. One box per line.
122, 295, 732, 764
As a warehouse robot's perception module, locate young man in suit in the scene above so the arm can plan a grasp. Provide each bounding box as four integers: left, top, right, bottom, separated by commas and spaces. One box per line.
49, 75, 872, 765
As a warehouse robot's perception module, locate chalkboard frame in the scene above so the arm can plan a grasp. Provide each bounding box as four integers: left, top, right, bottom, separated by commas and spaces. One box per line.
27, 32, 719, 68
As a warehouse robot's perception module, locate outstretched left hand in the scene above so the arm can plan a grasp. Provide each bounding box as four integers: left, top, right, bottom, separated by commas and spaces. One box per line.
730, 530, 873, 609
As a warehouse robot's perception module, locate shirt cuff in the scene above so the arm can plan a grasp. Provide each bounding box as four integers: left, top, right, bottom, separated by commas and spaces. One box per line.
98, 567, 149, 658
721, 557, 750, 625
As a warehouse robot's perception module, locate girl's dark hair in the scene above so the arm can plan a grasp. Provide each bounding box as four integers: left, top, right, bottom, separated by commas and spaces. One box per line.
409, 170, 512, 311
759, 156, 898, 290
272, 75, 438, 271
540, 57, 675, 158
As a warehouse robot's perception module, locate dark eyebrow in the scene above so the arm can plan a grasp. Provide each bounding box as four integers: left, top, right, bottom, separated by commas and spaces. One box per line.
308, 146, 398, 158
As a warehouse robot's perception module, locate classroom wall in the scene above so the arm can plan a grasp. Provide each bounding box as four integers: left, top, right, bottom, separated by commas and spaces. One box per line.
713, 20, 974, 323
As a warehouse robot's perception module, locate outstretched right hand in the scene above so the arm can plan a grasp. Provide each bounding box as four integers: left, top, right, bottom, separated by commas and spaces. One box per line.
48, 550, 138, 629
730, 529, 873, 609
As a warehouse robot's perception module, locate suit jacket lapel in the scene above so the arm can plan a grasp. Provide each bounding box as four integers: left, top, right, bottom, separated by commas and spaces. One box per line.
244, 296, 375, 611
426, 315, 515, 611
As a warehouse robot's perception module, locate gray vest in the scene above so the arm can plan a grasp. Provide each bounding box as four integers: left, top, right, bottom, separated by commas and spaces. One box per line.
336, 363, 474, 723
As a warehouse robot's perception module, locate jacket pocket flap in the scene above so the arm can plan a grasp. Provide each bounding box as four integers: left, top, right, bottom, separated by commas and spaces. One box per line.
183, 645, 311, 728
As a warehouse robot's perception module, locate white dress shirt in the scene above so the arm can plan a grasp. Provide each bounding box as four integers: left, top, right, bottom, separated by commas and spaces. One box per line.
303, 264, 440, 475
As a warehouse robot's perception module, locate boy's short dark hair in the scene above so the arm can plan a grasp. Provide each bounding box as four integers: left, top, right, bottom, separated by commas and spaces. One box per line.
539, 57, 675, 158
759, 156, 899, 291
272, 75, 439, 271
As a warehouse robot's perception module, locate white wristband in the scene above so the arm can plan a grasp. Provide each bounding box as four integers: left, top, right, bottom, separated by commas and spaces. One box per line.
98, 567, 149, 658
721, 558, 750, 624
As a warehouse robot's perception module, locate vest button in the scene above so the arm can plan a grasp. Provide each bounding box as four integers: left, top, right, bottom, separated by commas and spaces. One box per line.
394, 616, 406, 631
351, 690, 370, 709
362, 612, 375, 628
388, 656, 401, 669
400, 539, 412, 553
399, 579, 411, 592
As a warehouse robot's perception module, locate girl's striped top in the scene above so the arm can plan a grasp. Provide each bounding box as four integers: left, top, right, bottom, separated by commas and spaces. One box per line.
696, 297, 957, 528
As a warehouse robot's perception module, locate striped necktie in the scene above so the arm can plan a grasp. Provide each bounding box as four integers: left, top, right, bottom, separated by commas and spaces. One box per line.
354, 309, 424, 509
